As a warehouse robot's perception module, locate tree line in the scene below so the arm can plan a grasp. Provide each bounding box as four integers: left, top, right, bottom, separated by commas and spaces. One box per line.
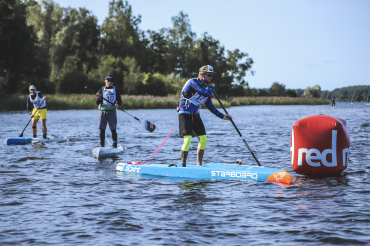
321, 86, 370, 101
0, 0, 325, 98
1, 0, 256, 96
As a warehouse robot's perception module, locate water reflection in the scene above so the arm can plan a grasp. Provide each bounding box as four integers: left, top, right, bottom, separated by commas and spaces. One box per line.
1, 103, 370, 245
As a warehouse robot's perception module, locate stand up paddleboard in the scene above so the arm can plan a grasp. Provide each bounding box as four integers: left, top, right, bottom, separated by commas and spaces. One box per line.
330, 107, 336, 109
6, 137, 33, 145
92, 146, 123, 159
6, 137, 68, 145
116, 162, 292, 185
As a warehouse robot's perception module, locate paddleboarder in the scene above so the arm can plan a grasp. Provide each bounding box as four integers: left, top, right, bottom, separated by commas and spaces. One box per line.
95, 75, 122, 148
367, 97, 369, 104
351, 98, 353, 104
27, 85, 48, 139
331, 97, 335, 107
178, 65, 231, 167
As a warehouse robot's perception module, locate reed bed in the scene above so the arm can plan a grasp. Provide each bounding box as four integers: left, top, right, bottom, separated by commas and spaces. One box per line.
230, 96, 329, 106
1, 94, 328, 112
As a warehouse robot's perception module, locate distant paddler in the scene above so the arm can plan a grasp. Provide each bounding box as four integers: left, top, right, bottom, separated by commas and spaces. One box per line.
331, 97, 335, 107
27, 85, 48, 139
95, 75, 122, 148
178, 65, 232, 167
367, 97, 369, 104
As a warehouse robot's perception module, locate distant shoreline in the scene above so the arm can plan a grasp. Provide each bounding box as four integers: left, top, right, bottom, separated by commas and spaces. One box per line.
1, 94, 329, 112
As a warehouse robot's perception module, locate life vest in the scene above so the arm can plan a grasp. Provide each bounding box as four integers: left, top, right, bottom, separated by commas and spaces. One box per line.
181, 80, 209, 107
102, 86, 116, 106
29, 91, 46, 109
99, 86, 117, 110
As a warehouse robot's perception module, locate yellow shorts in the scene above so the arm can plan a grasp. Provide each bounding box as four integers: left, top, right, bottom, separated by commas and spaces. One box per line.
32, 108, 47, 120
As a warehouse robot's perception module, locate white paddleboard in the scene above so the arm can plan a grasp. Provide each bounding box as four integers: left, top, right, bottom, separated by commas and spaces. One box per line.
92, 146, 123, 159
31, 137, 69, 143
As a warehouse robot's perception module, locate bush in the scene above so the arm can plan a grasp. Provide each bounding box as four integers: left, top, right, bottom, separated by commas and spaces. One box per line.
302, 85, 321, 98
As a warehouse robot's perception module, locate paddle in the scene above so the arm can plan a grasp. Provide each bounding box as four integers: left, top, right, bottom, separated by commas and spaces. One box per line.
19, 98, 45, 137
213, 90, 262, 166
85, 86, 156, 132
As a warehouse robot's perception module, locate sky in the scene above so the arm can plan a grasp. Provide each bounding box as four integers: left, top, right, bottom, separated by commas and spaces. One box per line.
56, 0, 370, 91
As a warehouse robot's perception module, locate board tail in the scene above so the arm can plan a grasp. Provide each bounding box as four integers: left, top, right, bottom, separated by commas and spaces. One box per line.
266, 170, 292, 185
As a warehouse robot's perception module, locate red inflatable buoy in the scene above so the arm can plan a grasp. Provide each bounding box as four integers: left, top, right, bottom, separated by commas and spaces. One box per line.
291, 115, 350, 177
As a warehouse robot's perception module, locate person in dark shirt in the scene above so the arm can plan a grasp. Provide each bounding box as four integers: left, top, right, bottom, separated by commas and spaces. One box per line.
331, 97, 335, 107
27, 85, 48, 139
95, 75, 122, 148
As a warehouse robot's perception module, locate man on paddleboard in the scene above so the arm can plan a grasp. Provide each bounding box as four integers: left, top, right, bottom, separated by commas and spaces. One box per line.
27, 85, 48, 139
331, 97, 335, 107
95, 75, 122, 148
178, 65, 231, 167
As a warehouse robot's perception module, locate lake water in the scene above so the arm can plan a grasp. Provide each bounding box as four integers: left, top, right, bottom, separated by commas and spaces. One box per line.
1, 102, 369, 245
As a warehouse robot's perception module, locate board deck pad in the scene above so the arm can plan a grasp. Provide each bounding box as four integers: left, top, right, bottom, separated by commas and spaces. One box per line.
116, 162, 292, 185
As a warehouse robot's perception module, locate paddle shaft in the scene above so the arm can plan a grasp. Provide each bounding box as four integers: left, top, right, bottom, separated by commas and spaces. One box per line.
213, 90, 261, 166
85, 86, 140, 121
19, 98, 45, 137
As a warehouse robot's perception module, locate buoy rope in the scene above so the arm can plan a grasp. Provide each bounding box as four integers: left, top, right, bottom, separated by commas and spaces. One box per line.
137, 117, 178, 163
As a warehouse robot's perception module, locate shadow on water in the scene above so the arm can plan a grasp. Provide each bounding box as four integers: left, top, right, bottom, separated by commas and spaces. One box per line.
175, 180, 217, 209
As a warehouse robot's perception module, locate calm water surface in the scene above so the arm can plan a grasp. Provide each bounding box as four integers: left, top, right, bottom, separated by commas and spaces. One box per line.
1, 102, 369, 245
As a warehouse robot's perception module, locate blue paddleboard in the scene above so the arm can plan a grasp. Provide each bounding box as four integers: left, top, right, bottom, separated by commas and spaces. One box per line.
116, 162, 292, 185
6, 137, 33, 145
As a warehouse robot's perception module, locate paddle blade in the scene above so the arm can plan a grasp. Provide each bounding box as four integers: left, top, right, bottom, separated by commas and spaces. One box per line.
141, 120, 156, 132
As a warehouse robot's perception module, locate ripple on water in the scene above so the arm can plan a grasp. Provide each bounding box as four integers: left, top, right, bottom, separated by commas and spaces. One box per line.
0, 104, 370, 245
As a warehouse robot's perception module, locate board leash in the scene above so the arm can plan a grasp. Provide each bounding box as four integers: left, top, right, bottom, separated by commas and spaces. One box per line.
136, 117, 178, 163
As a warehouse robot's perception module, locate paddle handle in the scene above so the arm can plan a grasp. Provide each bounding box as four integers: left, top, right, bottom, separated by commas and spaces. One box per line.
213, 90, 261, 166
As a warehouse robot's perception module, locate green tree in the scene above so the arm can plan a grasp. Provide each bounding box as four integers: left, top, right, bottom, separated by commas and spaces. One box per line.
50, 7, 100, 74
302, 85, 321, 98
269, 82, 286, 96
88, 55, 126, 90
163, 11, 196, 77
147, 30, 168, 74
100, 0, 149, 70
286, 89, 297, 97
54, 55, 89, 94
0, 0, 38, 93
25, 0, 64, 93
122, 57, 145, 95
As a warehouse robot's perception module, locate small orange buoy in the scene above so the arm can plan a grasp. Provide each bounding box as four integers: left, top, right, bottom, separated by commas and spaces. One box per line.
266, 170, 292, 185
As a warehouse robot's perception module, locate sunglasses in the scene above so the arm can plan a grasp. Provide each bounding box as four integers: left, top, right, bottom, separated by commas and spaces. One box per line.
205, 73, 213, 78
106, 79, 114, 82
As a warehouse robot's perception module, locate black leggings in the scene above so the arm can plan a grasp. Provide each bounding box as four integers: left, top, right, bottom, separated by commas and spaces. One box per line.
100, 129, 117, 147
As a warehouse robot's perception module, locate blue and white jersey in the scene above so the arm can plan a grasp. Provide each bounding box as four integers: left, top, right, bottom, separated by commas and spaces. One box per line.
102, 86, 116, 106
178, 78, 224, 119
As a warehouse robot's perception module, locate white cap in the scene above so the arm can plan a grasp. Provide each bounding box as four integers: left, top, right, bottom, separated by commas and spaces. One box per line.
199, 65, 217, 74
29, 85, 36, 90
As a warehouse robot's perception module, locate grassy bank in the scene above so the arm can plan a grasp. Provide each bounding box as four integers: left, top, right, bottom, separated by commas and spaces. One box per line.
1, 94, 328, 112
229, 96, 329, 106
